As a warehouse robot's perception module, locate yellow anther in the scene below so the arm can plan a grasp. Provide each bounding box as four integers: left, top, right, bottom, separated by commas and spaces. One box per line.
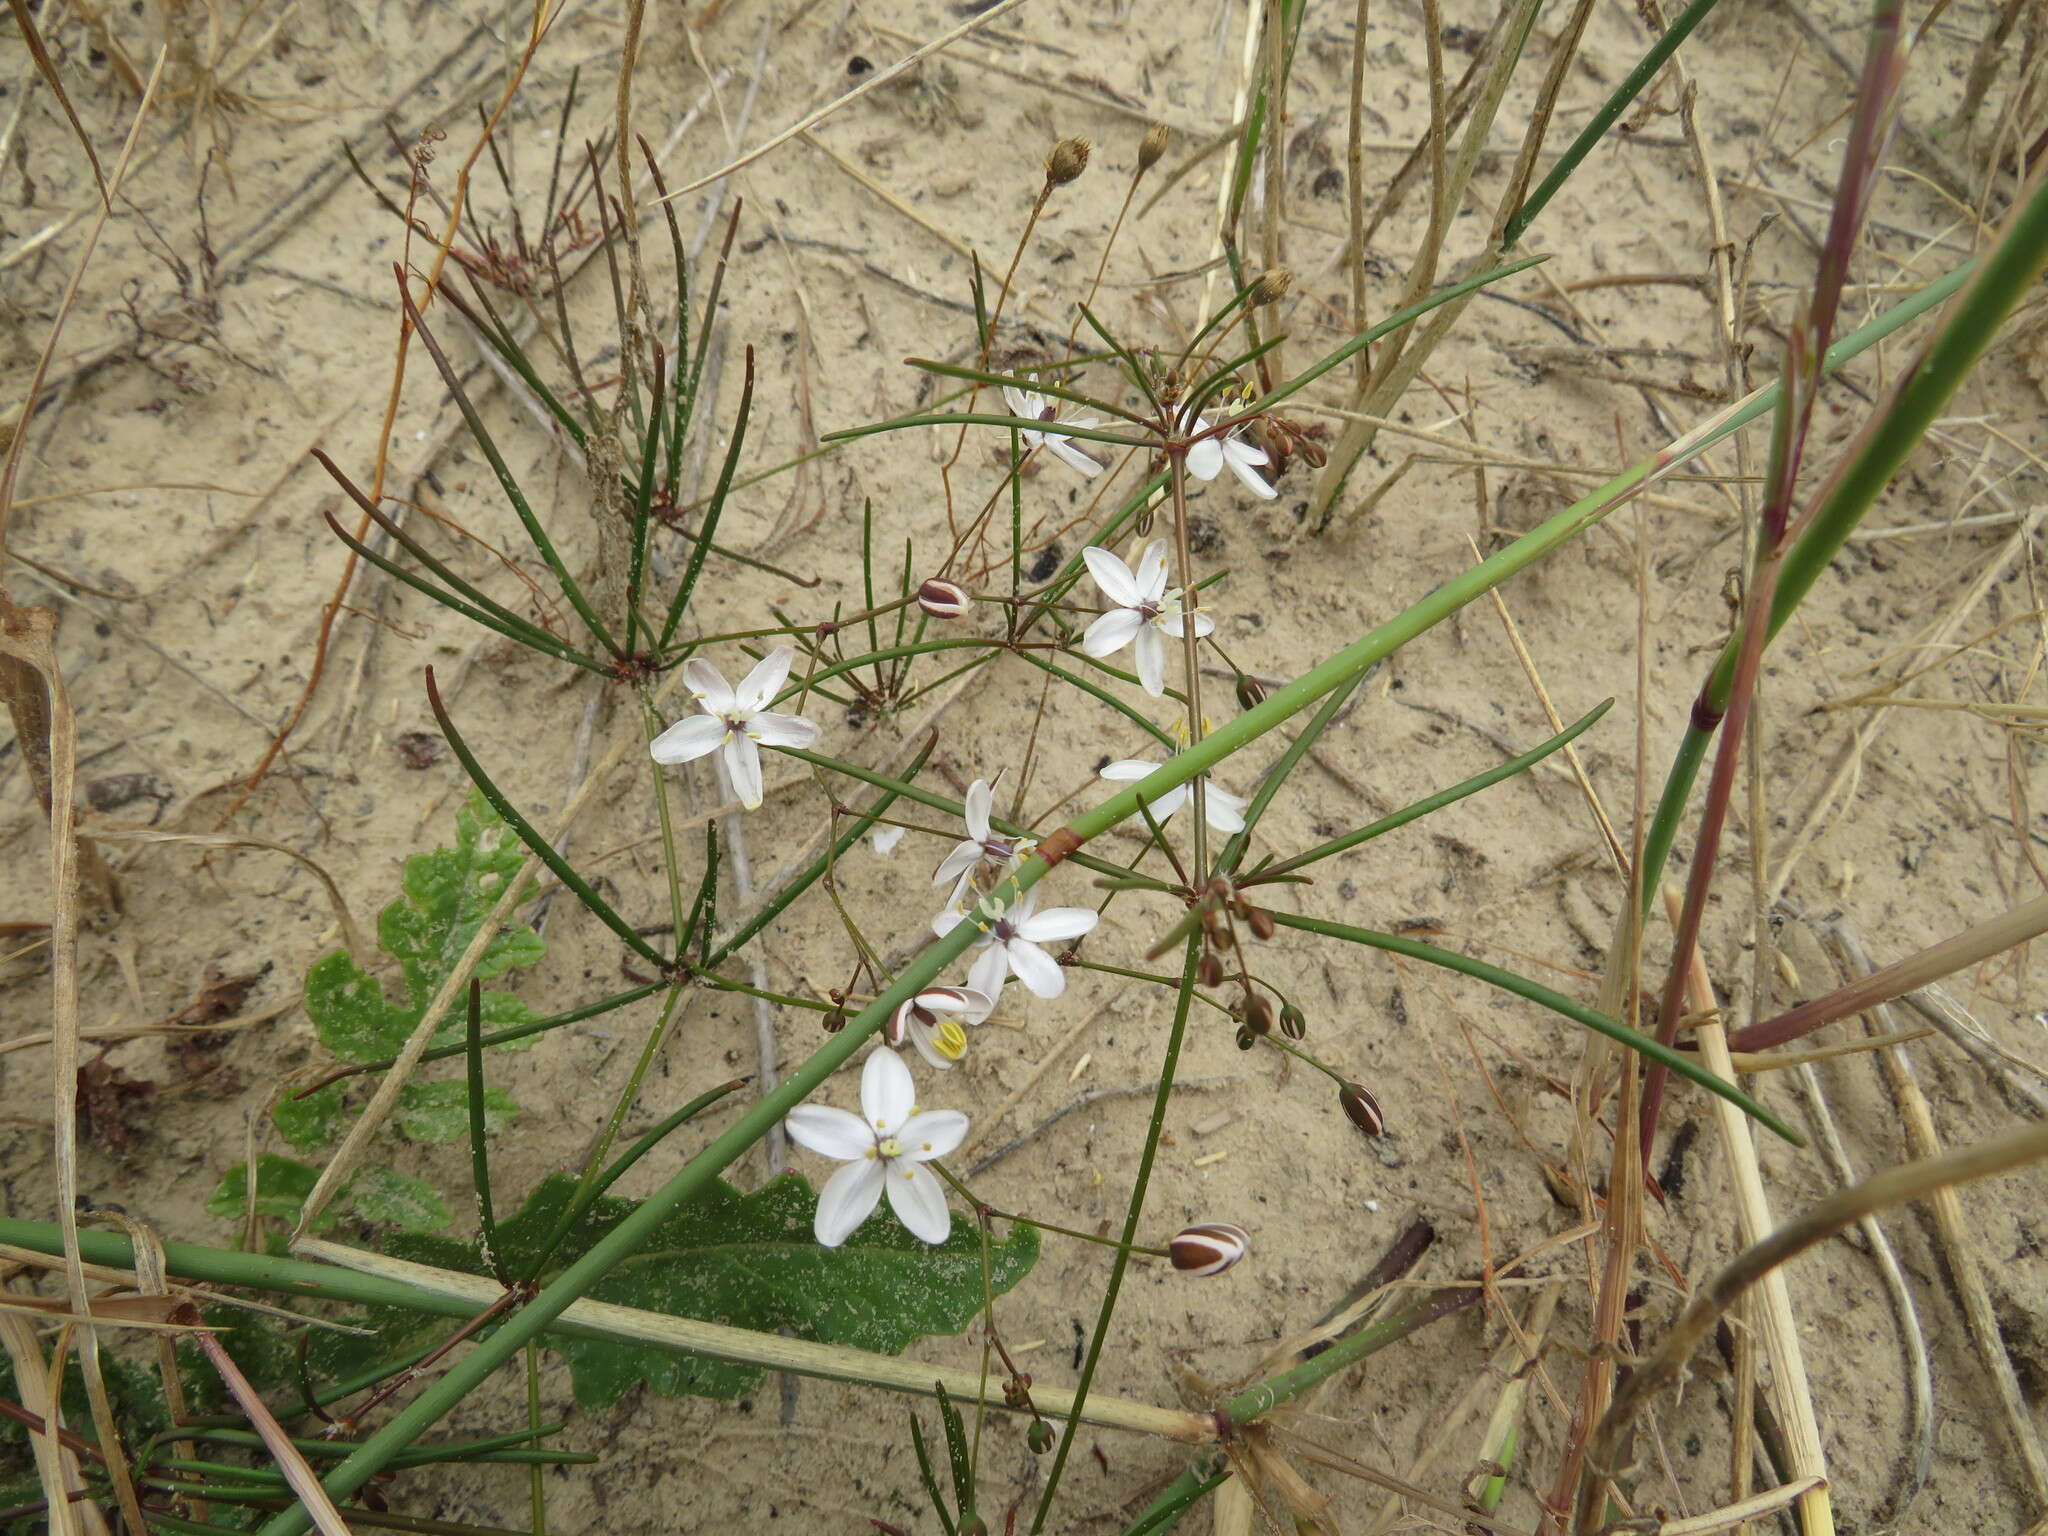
933, 1020, 969, 1061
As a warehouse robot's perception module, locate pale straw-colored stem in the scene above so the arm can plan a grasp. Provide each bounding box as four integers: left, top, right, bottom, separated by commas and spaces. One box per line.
296, 1239, 1214, 1443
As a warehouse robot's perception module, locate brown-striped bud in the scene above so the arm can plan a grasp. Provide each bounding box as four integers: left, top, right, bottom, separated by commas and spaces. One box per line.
1138, 122, 1170, 172
1339, 1081, 1386, 1137
1243, 904, 1276, 942
916, 576, 972, 619
1169, 1222, 1251, 1277
1045, 137, 1091, 186
1235, 1024, 1258, 1051
1279, 1004, 1307, 1039
1247, 267, 1293, 308
1234, 674, 1267, 711
822, 1008, 848, 1034
1027, 1420, 1055, 1454
1242, 994, 1275, 1035
1198, 950, 1226, 988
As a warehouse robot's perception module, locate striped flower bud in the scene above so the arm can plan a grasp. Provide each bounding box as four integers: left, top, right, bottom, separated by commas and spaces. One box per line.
1169, 1222, 1251, 1277
1027, 1420, 1055, 1454
1339, 1081, 1386, 1137
1235, 1024, 1258, 1051
917, 577, 972, 619
1279, 1003, 1307, 1039
1242, 994, 1275, 1035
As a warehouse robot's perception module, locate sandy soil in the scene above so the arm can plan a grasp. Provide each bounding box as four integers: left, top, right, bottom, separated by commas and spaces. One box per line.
4, 0, 2048, 1531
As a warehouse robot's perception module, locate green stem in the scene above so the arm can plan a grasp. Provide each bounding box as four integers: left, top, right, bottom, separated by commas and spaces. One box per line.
1218, 1285, 1481, 1426
1266, 910, 1797, 1142
1029, 937, 1203, 1533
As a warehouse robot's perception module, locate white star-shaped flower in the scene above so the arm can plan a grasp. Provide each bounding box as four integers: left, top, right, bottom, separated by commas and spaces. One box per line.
1001, 375, 1104, 477
649, 645, 820, 810
932, 779, 1035, 909
785, 1048, 969, 1246
1097, 758, 1248, 833
1185, 413, 1276, 500
1080, 540, 1214, 698
935, 888, 1099, 1000
885, 984, 996, 1070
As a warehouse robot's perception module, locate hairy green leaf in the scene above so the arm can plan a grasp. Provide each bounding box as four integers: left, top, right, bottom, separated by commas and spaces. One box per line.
206, 1156, 450, 1233
277, 790, 543, 1147
397, 1080, 518, 1144
391, 1171, 1038, 1406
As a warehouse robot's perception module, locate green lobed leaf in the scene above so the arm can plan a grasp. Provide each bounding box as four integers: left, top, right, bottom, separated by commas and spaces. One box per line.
278, 789, 543, 1145
207, 1155, 331, 1227
396, 1080, 518, 1144
389, 1171, 1038, 1407
349, 1167, 452, 1232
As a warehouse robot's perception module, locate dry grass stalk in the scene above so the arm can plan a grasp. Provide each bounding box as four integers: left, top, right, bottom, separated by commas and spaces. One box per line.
1586, 1115, 2048, 1530
295, 1238, 1213, 1441
1666, 886, 1835, 1536
186, 1309, 355, 1536
1853, 959, 2048, 1507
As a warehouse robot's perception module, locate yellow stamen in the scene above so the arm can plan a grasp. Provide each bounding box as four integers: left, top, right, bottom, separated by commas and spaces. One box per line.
932, 1020, 969, 1061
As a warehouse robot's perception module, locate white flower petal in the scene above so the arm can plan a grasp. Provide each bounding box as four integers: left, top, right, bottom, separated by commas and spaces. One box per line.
1082, 546, 1143, 609
747, 710, 819, 749
1185, 436, 1224, 482
682, 658, 734, 712
1133, 626, 1168, 697
1020, 906, 1099, 943
648, 713, 729, 765
947, 986, 996, 1024
1083, 607, 1144, 659
967, 943, 1010, 1000
861, 1046, 917, 1132
884, 1161, 953, 1244
906, 1021, 954, 1071
1046, 435, 1104, 477
964, 780, 993, 842
871, 825, 906, 856
734, 646, 795, 713
1186, 609, 1217, 640
933, 840, 982, 889
814, 1158, 885, 1246
721, 733, 765, 810
1098, 758, 1159, 783
1133, 540, 1170, 601
1005, 939, 1066, 998
899, 1109, 969, 1161
785, 1104, 873, 1161
1143, 783, 1191, 821
1225, 446, 1278, 499
1001, 384, 1035, 420
1202, 785, 1248, 833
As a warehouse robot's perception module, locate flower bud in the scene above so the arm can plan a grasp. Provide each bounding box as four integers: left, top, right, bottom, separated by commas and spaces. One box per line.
916, 576, 972, 619
1233, 674, 1267, 711
1339, 1081, 1386, 1137
1169, 1222, 1251, 1277
822, 1008, 847, 1034
1045, 137, 1091, 187
1244, 904, 1276, 942
1027, 1420, 1055, 1454
1248, 267, 1293, 308
1198, 950, 1225, 988
1242, 994, 1274, 1035
1138, 122, 1170, 172
1279, 1003, 1307, 1039
1235, 1024, 1257, 1051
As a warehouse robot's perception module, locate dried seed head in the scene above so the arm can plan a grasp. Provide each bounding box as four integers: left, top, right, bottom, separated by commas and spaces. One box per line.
1247, 268, 1293, 308
1339, 1081, 1386, 1137
1027, 1420, 1055, 1454
1169, 1222, 1251, 1277
1242, 993, 1275, 1035
916, 576, 973, 619
1045, 137, 1091, 187
1138, 122, 1170, 172
1279, 1003, 1307, 1039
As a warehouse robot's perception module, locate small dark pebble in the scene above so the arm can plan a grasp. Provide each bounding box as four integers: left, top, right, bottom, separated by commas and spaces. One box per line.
1028, 541, 1064, 582
393, 731, 445, 770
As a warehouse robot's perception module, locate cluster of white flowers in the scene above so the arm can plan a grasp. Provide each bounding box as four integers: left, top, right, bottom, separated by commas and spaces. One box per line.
645, 391, 1264, 1247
